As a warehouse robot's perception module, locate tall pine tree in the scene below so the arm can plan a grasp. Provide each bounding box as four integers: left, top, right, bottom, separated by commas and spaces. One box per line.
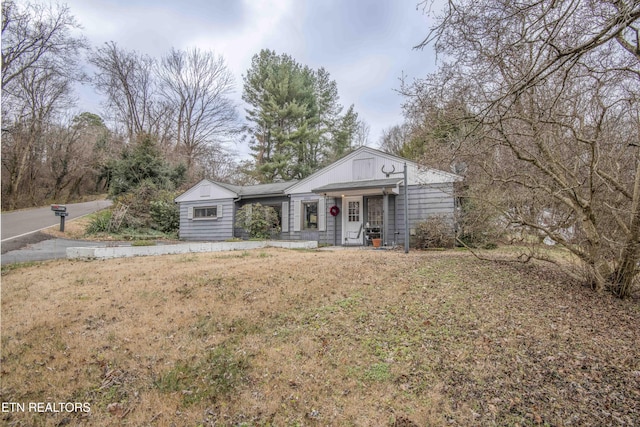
242, 49, 360, 182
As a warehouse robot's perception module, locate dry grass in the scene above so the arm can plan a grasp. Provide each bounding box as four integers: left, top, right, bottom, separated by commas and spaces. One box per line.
1, 248, 639, 426
41, 216, 94, 240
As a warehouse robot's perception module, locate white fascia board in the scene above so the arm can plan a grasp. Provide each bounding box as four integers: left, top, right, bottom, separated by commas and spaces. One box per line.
286, 148, 366, 194
174, 179, 238, 203
363, 148, 461, 184
413, 165, 462, 184
286, 146, 461, 194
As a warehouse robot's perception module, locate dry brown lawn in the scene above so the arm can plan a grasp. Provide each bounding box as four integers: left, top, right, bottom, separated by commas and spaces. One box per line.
40, 216, 94, 240
1, 248, 639, 426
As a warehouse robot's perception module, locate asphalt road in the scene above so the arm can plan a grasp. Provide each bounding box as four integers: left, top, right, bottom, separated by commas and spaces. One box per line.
0, 234, 117, 265
1, 199, 112, 242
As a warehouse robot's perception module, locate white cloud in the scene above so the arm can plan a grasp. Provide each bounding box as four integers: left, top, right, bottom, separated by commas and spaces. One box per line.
186, 0, 298, 83
61, 0, 440, 148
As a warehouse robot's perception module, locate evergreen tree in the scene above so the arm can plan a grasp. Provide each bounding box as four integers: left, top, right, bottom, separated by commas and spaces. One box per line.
242, 49, 361, 182
328, 104, 359, 163
108, 133, 185, 196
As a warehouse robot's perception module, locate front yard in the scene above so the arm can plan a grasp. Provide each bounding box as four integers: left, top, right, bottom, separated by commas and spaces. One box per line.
1, 248, 638, 426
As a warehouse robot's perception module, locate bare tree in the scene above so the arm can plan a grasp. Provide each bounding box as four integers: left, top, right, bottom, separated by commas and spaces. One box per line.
157, 47, 238, 170
44, 122, 88, 201
1, 1, 85, 88
89, 42, 160, 141
379, 123, 412, 156
412, 0, 640, 297
1, 0, 86, 209
42, 112, 114, 201
353, 119, 370, 147
195, 145, 240, 183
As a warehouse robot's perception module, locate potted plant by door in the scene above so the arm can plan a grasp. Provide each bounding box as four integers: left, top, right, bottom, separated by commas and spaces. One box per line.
372, 238, 382, 248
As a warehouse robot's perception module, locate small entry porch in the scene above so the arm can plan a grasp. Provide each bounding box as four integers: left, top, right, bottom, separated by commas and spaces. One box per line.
312, 178, 403, 247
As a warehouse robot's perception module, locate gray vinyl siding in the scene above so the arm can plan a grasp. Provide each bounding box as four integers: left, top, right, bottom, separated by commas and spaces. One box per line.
177, 184, 455, 245
395, 183, 455, 245
287, 147, 458, 194
323, 197, 342, 246
178, 199, 235, 241
387, 195, 397, 245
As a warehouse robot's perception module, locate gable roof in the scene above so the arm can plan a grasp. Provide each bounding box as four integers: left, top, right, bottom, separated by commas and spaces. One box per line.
312, 178, 403, 193
286, 146, 461, 194
176, 147, 460, 203
175, 179, 298, 202
216, 180, 298, 198
174, 179, 238, 203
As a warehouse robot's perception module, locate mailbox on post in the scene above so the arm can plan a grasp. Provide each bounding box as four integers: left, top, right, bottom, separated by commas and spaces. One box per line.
51, 204, 69, 231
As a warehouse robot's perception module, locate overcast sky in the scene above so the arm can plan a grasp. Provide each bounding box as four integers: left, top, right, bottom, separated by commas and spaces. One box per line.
63, 0, 440, 155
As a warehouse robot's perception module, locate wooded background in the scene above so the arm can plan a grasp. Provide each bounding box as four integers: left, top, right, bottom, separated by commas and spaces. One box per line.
2, 0, 639, 297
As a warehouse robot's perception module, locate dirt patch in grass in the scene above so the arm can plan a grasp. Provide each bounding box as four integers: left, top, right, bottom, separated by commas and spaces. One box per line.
1, 248, 639, 426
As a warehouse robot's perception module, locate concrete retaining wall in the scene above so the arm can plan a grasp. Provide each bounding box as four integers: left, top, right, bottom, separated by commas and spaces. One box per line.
67, 240, 318, 260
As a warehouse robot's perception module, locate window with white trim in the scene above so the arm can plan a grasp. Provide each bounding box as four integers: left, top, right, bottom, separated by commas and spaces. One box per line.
348, 201, 360, 222
367, 198, 383, 226
303, 201, 318, 230
194, 206, 217, 219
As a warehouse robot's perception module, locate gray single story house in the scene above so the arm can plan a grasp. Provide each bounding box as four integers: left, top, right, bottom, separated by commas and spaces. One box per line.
175, 147, 460, 246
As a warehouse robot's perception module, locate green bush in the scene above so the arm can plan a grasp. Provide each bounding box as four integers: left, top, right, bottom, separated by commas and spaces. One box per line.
112, 182, 179, 234
413, 216, 455, 249
150, 197, 179, 233
235, 203, 280, 239
86, 210, 113, 234
107, 134, 185, 197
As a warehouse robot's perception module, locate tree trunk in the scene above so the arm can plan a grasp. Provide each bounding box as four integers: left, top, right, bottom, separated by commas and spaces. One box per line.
612, 159, 640, 298
9, 133, 35, 210
614, 238, 639, 298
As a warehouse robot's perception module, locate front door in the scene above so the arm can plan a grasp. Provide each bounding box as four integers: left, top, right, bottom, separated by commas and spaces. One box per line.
343, 196, 363, 245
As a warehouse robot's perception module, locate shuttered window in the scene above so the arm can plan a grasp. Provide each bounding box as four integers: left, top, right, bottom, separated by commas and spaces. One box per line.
192, 204, 223, 220
194, 207, 217, 218
303, 201, 318, 230
293, 199, 323, 231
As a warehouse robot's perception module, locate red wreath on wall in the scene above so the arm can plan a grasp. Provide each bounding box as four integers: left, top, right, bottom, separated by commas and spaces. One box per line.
329, 205, 340, 216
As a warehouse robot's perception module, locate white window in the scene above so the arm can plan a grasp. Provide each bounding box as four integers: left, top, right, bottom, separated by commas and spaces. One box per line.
193, 206, 217, 219
293, 199, 325, 232
367, 198, 383, 227
348, 201, 360, 222
303, 201, 318, 230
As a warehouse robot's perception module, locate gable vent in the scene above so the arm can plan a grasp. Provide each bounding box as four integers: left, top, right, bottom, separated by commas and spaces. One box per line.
200, 184, 211, 197
352, 158, 374, 180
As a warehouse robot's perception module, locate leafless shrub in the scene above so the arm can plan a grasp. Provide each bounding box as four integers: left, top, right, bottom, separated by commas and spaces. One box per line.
413, 215, 455, 249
